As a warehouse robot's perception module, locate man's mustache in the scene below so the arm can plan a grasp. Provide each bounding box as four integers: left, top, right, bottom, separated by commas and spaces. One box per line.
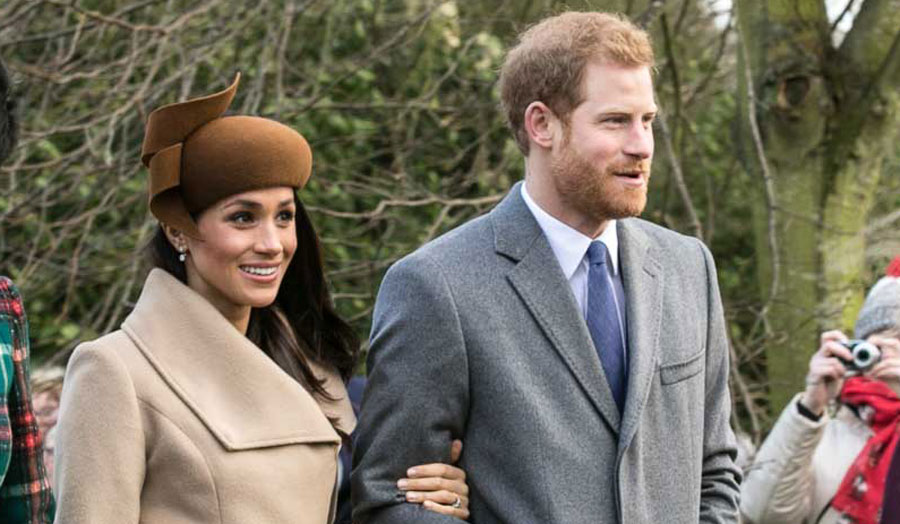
608, 161, 651, 175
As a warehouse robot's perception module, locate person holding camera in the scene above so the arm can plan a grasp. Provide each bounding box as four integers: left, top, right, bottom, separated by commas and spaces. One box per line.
741, 256, 900, 524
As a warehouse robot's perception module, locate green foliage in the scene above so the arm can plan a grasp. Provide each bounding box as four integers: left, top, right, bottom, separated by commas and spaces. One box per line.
1, 0, 898, 437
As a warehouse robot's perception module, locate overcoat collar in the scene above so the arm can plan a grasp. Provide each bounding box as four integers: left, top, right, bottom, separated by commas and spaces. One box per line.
122, 269, 355, 451
492, 182, 662, 440
616, 219, 662, 452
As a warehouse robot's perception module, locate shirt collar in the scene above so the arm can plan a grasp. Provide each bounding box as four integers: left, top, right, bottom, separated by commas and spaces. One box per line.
521, 182, 620, 279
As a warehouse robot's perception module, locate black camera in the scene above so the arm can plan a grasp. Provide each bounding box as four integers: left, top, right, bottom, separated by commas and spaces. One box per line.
839, 339, 882, 373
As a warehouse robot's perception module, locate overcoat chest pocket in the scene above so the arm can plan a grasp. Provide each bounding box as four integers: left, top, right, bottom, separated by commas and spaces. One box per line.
659, 348, 705, 385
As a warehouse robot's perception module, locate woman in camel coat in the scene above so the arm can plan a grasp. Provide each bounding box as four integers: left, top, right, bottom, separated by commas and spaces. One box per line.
53, 74, 470, 523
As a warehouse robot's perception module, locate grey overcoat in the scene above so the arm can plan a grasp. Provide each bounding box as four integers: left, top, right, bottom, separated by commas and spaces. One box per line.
352, 183, 741, 523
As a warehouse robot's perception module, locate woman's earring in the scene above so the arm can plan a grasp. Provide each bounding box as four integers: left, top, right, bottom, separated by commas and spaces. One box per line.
177, 246, 187, 263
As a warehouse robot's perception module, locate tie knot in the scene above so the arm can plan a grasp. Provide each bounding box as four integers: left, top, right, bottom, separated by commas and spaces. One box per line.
587, 242, 609, 266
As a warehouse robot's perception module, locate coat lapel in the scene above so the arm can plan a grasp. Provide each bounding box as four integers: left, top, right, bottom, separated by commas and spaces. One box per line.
494, 183, 621, 433
122, 269, 353, 451
617, 219, 662, 451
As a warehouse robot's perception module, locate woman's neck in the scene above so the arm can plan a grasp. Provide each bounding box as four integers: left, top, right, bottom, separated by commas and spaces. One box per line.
184, 270, 252, 334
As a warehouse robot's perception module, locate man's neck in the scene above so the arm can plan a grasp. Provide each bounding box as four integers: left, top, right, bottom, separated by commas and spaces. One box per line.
523, 172, 610, 239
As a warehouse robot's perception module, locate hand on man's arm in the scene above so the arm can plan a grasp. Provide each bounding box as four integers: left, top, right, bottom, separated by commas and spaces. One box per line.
352, 254, 469, 523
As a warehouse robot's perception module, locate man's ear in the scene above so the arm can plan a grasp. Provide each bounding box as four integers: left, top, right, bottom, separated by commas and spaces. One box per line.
523, 101, 558, 150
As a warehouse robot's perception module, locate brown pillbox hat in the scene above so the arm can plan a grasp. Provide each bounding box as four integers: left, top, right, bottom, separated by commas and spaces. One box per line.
141, 73, 312, 238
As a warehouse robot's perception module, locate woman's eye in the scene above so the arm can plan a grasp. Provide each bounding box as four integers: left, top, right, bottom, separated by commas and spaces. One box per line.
277, 210, 295, 222
228, 212, 254, 224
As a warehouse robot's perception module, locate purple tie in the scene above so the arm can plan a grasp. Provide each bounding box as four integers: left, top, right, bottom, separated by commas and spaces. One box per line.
586, 242, 626, 414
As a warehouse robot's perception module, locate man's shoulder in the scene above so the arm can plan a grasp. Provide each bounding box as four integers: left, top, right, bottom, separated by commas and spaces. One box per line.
619, 218, 709, 260
622, 218, 713, 275
392, 213, 495, 274
624, 217, 703, 251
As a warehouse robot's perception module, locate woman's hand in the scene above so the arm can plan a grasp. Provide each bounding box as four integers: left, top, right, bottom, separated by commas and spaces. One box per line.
800, 330, 853, 416
398, 439, 469, 520
866, 335, 900, 395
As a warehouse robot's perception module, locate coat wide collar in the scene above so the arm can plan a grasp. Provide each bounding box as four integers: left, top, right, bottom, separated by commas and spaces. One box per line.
491, 183, 663, 438
616, 219, 662, 451
493, 183, 620, 432
122, 269, 354, 450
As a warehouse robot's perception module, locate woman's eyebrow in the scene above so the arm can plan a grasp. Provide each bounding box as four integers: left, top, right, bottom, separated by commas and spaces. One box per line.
222, 199, 262, 210
222, 198, 294, 210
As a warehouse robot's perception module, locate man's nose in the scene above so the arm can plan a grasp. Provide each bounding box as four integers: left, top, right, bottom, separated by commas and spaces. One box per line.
623, 123, 653, 159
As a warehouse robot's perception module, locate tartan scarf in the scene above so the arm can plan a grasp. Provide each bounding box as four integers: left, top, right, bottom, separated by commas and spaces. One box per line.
832, 377, 900, 524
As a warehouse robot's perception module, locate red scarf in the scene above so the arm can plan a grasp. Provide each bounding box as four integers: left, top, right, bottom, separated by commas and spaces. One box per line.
832, 377, 900, 524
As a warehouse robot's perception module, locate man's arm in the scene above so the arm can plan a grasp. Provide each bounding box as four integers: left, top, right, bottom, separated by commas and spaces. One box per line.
696, 241, 742, 523
352, 254, 468, 523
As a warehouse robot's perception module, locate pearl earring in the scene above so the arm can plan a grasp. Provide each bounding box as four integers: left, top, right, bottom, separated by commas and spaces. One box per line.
178, 246, 187, 262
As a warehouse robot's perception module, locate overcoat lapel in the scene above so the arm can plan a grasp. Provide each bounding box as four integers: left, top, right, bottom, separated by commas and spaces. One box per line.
493, 183, 621, 433
617, 219, 662, 452
121, 269, 354, 451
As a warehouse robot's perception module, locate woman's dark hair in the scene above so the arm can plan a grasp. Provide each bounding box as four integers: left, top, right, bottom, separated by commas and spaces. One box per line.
147, 195, 359, 400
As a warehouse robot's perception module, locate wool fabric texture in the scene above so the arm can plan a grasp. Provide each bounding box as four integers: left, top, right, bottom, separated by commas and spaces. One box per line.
855, 256, 900, 340
140, 73, 312, 238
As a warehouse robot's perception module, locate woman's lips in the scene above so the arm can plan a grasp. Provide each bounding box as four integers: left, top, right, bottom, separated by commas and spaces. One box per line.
239, 264, 279, 282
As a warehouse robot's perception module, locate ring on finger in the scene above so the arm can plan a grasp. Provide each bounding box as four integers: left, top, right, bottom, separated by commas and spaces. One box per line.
452, 495, 462, 509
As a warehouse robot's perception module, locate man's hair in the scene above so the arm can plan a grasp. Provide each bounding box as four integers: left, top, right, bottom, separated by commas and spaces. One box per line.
499, 12, 655, 155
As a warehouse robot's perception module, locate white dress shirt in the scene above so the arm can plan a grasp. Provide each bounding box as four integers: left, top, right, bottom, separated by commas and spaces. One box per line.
521, 183, 627, 355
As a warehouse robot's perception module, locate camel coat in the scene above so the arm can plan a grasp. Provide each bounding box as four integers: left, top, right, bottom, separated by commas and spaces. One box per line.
54, 269, 355, 524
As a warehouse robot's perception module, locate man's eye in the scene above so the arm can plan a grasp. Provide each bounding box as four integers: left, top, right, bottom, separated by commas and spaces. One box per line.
603, 116, 628, 125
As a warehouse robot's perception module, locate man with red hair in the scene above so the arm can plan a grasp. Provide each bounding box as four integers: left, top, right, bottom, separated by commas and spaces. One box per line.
354, 11, 741, 523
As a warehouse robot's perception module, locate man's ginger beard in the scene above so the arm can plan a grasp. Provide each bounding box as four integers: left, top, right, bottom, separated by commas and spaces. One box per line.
550, 126, 651, 225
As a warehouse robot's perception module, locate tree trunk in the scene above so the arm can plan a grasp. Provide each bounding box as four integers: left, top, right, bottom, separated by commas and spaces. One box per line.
735, 0, 900, 413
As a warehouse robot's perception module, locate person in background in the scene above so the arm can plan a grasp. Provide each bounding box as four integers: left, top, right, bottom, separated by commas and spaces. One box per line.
0, 56, 17, 162
741, 256, 900, 524
0, 57, 56, 524
30, 366, 65, 484
884, 432, 900, 524
334, 376, 366, 524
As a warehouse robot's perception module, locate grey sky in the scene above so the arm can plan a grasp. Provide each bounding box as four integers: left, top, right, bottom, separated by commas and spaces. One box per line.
708, 0, 861, 43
